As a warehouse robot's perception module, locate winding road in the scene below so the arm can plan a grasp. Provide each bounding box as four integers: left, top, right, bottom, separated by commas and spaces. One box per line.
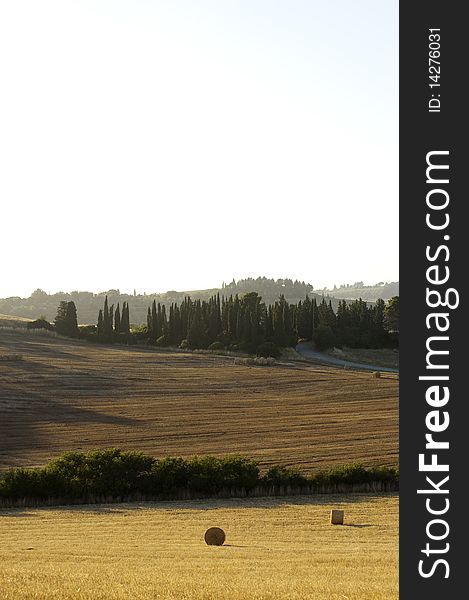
295, 342, 399, 373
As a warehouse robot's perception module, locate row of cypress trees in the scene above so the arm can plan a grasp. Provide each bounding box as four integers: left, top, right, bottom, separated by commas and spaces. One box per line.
96, 297, 130, 338
92, 292, 396, 352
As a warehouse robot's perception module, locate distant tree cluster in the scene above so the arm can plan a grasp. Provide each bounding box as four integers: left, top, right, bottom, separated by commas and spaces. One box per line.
27, 317, 54, 331
221, 277, 314, 303
313, 297, 398, 350
51, 292, 399, 352
96, 297, 130, 341
142, 292, 315, 353
90, 293, 399, 352
54, 301, 79, 338
323, 281, 399, 302
1, 278, 399, 325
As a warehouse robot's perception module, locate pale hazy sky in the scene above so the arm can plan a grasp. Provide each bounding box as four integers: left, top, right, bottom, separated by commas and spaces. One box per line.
0, 1, 398, 298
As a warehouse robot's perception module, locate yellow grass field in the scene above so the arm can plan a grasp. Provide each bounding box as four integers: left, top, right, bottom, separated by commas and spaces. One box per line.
0, 494, 398, 600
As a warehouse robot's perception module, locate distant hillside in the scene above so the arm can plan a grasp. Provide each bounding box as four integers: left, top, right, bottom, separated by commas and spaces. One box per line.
324, 282, 399, 302
0, 277, 398, 326
0, 314, 33, 328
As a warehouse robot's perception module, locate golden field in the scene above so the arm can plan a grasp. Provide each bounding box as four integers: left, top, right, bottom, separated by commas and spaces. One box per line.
0, 330, 398, 472
0, 494, 398, 600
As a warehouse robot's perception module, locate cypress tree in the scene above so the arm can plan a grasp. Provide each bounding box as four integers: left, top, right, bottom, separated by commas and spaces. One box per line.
97, 309, 104, 337
233, 295, 240, 340
151, 300, 158, 342
282, 298, 293, 344
187, 301, 204, 348
161, 305, 167, 338
103, 296, 114, 337
311, 297, 319, 337
55, 301, 79, 338
121, 302, 130, 333
126, 303, 130, 333
109, 304, 114, 336
103, 296, 109, 334
173, 304, 181, 344
147, 307, 152, 334
157, 303, 163, 338
297, 295, 312, 339
265, 305, 273, 339
371, 298, 387, 347
114, 303, 121, 333
167, 304, 174, 345
207, 296, 221, 341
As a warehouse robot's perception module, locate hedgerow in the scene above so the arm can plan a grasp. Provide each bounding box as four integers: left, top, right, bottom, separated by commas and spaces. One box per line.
0, 449, 398, 502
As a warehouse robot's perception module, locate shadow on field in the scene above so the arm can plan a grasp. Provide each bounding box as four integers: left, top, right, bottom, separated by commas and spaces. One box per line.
0, 375, 141, 470
343, 523, 375, 528
42, 493, 397, 515
0, 337, 90, 362
170, 494, 395, 511
0, 511, 36, 518
223, 543, 268, 549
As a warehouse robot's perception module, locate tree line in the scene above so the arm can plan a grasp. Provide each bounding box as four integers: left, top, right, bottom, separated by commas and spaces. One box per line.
0, 448, 399, 503
48, 292, 399, 353
64, 292, 396, 352
1, 277, 399, 324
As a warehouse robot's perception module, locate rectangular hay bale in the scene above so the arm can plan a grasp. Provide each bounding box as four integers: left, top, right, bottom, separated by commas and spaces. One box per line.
330, 509, 344, 525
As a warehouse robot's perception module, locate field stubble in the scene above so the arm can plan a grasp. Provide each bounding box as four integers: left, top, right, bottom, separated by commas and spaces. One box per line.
0, 494, 398, 600
0, 331, 398, 472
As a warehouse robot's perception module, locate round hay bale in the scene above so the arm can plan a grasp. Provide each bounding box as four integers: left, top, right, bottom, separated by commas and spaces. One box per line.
204, 527, 226, 546
373, 371, 381, 378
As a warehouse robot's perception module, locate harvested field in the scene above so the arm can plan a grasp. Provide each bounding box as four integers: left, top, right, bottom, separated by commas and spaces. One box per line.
328, 347, 399, 370
0, 330, 398, 472
0, 314, 31, 329
0, 494, 398, 600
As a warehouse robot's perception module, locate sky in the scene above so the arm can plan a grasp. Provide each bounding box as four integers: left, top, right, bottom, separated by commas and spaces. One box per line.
0, 1, 398, 298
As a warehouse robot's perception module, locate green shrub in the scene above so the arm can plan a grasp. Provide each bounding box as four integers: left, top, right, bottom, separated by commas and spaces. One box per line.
45, 448, 155, 497
217, 456, 259, 490
147, 457, 189, 494
312, 463, 398, 486
0, 450, 398, 503
208, 341, 224, 351
0, 467, 65, 499
131, 325, 149, 341
312, 325, 336, 351
79, 325, 97, 335
186, 456, 225, 493
262, 465, 308, 487
256, 342, 281, 359
27, 318, 54, 331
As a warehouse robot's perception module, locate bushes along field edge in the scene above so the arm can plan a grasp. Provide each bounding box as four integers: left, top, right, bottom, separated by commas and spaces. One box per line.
0, 448, 399, 503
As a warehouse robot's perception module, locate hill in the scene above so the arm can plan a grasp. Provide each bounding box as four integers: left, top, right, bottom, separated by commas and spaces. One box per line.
0, 330, 398, 472
0, 277, 399, 326
323, 281, 399, 302
0, 314, 32, 328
